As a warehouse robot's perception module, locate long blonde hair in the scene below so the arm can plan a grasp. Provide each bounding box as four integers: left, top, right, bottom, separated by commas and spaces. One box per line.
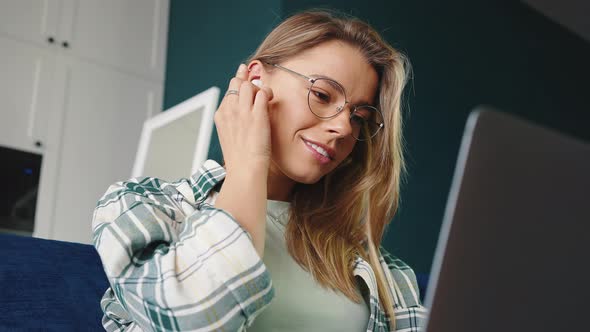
246, 9, 411, 329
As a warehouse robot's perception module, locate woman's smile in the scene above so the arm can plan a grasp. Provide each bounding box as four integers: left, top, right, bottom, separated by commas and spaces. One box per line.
302, 137, 333, 165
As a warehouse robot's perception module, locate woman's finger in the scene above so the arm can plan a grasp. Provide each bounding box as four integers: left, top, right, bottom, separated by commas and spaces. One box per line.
253, 89, 268, 115
221, 75, 243, 107
260, 86, 273, 101
226, 77, 242, 95
238, 80, 255, 112
236, 63, 248, 81
230, 64, 246, 92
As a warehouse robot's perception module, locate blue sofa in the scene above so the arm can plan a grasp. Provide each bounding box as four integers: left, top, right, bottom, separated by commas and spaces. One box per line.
0, 233, 108, 331
0, 233, 429, 331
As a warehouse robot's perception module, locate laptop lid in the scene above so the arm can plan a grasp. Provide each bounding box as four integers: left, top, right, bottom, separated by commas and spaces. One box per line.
423, 107, 590, 331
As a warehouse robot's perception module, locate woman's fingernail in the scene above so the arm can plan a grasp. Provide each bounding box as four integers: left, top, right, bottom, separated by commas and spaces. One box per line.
237, 64, 246, 74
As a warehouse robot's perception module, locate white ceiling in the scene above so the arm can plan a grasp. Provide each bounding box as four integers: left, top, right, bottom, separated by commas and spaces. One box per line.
521, 0, 590, 43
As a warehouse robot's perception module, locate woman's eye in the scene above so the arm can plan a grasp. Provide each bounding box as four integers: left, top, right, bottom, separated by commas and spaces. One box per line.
353, 109, 372, 121
311, 90, 330, 103
351, 114, 366, 124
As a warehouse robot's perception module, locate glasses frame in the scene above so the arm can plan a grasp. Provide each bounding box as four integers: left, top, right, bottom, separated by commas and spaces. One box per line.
268, 63, 385, 141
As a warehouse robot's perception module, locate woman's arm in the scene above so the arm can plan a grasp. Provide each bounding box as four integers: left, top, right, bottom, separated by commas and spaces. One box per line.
92, 162, 274, 331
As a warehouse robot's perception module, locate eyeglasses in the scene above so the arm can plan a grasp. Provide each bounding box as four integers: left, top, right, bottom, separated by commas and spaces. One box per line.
269, 63, 384, 142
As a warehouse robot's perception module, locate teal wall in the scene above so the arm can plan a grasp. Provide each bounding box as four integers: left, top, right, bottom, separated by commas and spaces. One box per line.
164, 0, 282, 161
165, 0, 590, 274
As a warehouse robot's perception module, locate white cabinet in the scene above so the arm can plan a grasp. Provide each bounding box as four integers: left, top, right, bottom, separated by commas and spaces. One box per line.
35, 57, 161, 243
0, 0, 168, 79
58, 0, 169, 81
0, 35, 55, 154
0, 0, 60, 47
0, 0, 169, 244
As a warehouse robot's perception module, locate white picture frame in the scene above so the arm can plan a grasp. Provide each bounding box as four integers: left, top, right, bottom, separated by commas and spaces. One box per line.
131, 86, 220, 179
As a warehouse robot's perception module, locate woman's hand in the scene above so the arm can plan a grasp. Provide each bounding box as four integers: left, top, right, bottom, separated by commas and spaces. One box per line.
213, 63, 274, 258
214, 63, 274, 175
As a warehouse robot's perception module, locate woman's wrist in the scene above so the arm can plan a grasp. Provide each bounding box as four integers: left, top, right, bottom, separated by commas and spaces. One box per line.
215, 163, 268, 257
224, 159, 269, 179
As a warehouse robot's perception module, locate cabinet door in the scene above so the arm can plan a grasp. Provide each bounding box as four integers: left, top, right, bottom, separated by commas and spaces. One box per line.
58, 0, 169, 81
0, 35, 55, 154
0, 0, 60, 47
34, 56, 162, 244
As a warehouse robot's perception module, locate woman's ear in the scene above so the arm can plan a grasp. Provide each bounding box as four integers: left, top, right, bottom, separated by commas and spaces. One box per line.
246, 60, 267, 83
246, 60, 274, 100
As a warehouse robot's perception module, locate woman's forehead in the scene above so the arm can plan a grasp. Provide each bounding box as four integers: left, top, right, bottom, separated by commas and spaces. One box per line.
283, 41, 379, 103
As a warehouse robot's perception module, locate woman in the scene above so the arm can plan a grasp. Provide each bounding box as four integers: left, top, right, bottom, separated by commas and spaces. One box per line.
92, 9, 427, 332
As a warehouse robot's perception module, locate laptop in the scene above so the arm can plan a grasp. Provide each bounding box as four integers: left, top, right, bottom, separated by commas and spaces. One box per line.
422, 107, 590, 331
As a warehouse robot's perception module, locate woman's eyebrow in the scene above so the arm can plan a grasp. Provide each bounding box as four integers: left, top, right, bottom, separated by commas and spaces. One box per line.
309, 73, 335, 81
309, 73, 375, 107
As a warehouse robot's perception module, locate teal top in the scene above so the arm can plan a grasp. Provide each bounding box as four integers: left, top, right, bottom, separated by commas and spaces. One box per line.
247, 199, 370, 331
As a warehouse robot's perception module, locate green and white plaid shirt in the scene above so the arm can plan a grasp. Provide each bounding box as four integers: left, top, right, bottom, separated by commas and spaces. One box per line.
92, 159, 428, 331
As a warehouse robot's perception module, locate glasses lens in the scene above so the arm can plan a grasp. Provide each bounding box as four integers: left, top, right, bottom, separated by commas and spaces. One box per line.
308, 78, 383, 141
308, 78, 346, 118
351, 106, 383, 141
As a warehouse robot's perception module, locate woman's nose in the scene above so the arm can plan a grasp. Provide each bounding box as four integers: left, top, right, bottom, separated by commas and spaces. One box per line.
325, 106, 354, 138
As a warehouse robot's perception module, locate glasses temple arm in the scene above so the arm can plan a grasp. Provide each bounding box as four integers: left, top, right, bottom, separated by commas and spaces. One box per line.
269, 63, 315, 83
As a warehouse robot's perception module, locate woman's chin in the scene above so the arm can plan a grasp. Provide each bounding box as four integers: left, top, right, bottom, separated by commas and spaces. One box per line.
287, 170, 326, 185
272, 155, 336, 185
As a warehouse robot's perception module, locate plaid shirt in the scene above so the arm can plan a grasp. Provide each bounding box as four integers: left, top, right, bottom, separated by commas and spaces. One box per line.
92, 159, 428, 331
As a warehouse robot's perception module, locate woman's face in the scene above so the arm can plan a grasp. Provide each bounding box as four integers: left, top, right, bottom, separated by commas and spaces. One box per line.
249, 40, 379, 189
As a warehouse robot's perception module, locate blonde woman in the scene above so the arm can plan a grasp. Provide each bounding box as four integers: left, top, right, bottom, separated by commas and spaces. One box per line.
92, 9, 428, 332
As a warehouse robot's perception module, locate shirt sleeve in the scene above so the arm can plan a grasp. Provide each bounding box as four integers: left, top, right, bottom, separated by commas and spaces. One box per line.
379, 246, 429, 331
91, 169, 274, 331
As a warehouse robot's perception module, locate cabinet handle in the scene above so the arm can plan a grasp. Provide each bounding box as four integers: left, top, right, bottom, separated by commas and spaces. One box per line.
35, 141, 43, 148
62, 41, 69, 48
47, 37, 55, 44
